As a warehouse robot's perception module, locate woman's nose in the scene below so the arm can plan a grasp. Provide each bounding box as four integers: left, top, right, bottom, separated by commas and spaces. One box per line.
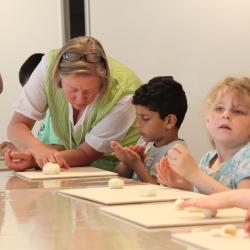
75, 92, 87, 103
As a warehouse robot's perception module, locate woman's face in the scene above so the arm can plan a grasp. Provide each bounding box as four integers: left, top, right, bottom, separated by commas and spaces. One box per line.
61, 74, 101, 111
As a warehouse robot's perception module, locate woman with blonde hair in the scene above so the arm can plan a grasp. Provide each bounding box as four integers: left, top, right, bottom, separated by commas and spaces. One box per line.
6, 36, 142, 171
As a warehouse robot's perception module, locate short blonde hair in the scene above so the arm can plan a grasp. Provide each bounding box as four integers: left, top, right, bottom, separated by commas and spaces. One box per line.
51, 36, 110, 96
206, 77, 250, 108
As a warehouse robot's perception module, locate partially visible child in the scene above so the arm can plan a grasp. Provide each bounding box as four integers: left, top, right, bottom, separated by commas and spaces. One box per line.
0, 54, 63, 157
178, 190, 250, 234
0, 73, 3, 94
111, 76, 188, 184
157, 76, 250, 193
19, 53, 45, 86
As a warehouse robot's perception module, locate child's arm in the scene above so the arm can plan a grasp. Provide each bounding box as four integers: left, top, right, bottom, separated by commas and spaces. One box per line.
114, 162, 133, 178
179, 189, 250, 210
111, 141, 157, 184
156, 157, 193, 190
167, 144, 229, 194
237, 178, 250, 189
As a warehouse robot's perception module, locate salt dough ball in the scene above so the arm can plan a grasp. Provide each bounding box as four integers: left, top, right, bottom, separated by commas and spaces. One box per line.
108, 178, 125, 189
173, 198, 185, 210
203, 208, 217, 218
43, 162, 60, 175
140, 186, 157, 197
220, 224, 237, 237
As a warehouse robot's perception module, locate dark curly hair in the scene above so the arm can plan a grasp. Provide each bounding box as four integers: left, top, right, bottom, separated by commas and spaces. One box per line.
19, 53, 44, 86
132, 76, 188, 128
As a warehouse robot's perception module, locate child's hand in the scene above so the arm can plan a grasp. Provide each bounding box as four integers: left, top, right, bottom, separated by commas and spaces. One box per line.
156, 157, 192, 190
128, 144, 147, 161
167, 144, 199, 180
111, 141, 142, 169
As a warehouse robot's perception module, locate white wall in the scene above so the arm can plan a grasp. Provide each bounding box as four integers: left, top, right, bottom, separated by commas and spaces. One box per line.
87, 0, 250, 160
0, 0, 64, 141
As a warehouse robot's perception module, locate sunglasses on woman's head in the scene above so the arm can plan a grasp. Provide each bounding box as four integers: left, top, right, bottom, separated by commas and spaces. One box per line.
62, 52, 102, 63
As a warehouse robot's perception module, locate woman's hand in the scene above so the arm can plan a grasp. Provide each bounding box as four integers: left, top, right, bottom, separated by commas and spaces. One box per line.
5, 150, 36, 171
0, 141, 17, 157
28, 143, 69, 169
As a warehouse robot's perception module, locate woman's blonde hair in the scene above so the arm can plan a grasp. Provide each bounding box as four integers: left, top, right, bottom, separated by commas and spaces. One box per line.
51, 36, 110, 96
206, 76, 250, 108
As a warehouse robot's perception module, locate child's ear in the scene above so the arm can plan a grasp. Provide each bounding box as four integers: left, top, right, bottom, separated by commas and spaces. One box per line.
205, 114, 210, 129
164, 114, 177, 129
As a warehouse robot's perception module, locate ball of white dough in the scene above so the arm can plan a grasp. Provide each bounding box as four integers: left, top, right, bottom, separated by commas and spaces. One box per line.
220, 224, 237, 237
43, 162, 60, 175
108, 178, 125, 189
139, 186, 157, 197
173, 198, 185, 210
203, 208, 217, 218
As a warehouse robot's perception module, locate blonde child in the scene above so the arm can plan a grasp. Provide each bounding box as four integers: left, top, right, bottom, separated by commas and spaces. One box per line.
111, 76, 187, 184
157, 77, 250, 193
178, 190, 250, 234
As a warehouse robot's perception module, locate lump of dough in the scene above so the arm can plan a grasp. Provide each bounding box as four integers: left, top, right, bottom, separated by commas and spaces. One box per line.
43, 162, 60, 175
139, 186, 157, 197
108, 178, 125, 189
173, 198, 185, 210
220, 224, 237, 237
203, 208, 217, 218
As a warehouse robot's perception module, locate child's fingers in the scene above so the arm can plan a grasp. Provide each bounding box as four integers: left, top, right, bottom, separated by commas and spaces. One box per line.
110, 141, 121, 149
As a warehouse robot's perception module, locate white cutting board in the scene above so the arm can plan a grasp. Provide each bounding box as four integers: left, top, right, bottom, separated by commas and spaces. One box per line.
59, 185, 203, 205
100, 203, 246, 228
172, 230, 250, 250
15, 166, 117, 180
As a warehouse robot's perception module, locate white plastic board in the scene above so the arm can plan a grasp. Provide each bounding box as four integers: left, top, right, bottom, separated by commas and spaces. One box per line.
172, 230, 250, 250
100, 203, 246, 228
15, 167, 117, 180
59, 185, 203, 205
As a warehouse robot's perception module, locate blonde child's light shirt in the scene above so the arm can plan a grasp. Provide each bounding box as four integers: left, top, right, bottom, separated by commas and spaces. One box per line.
198, 143, 250, 189
13, 54, 135, 153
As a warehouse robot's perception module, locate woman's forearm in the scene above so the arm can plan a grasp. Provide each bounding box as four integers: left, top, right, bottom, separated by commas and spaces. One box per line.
59, 143, 103, 167
7, 114, 42, 151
